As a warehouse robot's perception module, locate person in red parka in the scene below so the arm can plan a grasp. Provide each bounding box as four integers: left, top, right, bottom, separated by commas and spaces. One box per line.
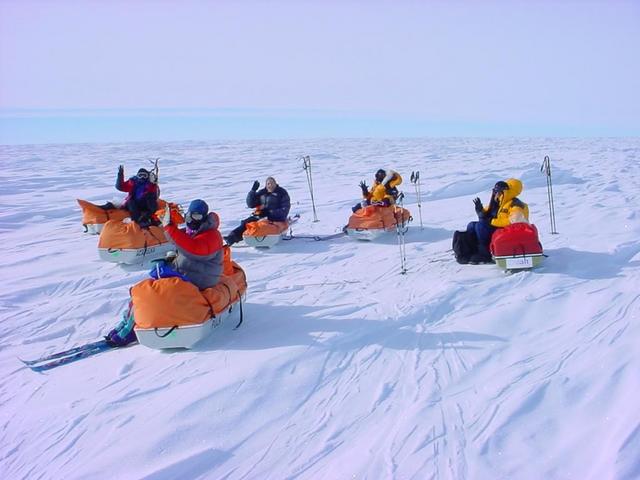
116, 165, 160, 226
161, 199, 224, 290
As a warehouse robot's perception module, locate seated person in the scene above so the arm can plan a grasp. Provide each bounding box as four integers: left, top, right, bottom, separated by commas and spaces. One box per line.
225, 176, 291, 245
466, 178, 529, 264
104, 199, 223, 348
352, 168, 402, 212
161, 199, 224, 290
114, 165, 160, 226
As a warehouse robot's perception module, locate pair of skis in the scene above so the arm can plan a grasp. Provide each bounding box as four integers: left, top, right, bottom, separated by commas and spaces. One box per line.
20, 338, 127, 372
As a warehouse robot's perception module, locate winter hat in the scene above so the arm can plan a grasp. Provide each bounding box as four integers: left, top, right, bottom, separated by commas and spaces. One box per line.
375, 169, 386, 182
137, 168, 150, 179
188, 199, 209, 217
186, 199, 209, 230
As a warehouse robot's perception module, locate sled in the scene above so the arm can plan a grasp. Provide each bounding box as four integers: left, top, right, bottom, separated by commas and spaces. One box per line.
345, 205, 411, 242
344, 228, 389, 241
242, 215, 297, 249
133, 260, 247, 349
78, 198, 171, 235
77, 199, 130, 234
98, 220, 172, 265
134, 306, 240, 349
490, 223, 544, 271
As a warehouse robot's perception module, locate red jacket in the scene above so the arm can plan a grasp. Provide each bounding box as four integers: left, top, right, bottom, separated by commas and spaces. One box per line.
163, 213, 224, 289
164, 224, 223, 255
117, 178, 160, 205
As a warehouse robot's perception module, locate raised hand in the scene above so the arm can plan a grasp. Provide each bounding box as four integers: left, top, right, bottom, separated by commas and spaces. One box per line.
251, 180, 260, 192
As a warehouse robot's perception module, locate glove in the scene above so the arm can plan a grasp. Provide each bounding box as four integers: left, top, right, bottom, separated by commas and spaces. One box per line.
473, 197, 484, 214
359, 180, 369, 196
161, 207, 171, 227
251, 180, 260, 192
118, 165, 124, 175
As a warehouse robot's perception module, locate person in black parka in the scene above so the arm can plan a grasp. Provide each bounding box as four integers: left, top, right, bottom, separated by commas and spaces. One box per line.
225, 176, 291, 246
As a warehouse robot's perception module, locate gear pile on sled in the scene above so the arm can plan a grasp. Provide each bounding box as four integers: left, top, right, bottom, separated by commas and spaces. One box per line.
242, 218, 291, 248
77, 199, 131, 234
490, 223, 544, 271
345, 205, 411, 241
81, 202, 181, 265
132, 248, 247, 349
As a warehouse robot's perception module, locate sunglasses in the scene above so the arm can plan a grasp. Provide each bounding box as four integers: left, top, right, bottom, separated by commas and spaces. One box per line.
186, 211, 204, 222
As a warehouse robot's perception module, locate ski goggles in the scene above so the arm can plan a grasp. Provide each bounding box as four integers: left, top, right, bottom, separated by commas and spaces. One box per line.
185, 211, 204, 223
136, 171, 150, 180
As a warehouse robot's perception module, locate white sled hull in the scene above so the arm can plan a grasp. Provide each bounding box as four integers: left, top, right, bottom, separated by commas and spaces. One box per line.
98, 243, 173, 265
345, 228, 389, 241
493, 254, 545, 271
83, 223, 104, 235
135, 303, 240, 349
243, 234, 283, 249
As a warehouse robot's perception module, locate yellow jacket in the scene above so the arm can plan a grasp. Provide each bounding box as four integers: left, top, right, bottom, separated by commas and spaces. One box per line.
369, 171, 403, 203
489, 178, 529, 228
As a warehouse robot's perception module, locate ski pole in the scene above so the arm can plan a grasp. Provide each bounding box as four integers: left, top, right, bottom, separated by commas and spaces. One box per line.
148, 157, 160, 183
302, 155, 319, 222
410, 170, 423, 230
540, 155, 558, 234
395, 192, 408, 274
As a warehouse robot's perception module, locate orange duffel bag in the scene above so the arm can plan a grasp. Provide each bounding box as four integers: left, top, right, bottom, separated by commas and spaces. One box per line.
131, 260, 247, 329
77, 199, 129, 227
98, 221, 168, 249
347, 205, 411, 230
244, 219, 289, 237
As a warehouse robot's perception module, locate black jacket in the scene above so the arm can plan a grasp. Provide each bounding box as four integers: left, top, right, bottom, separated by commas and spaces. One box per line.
246, 185, 291, 222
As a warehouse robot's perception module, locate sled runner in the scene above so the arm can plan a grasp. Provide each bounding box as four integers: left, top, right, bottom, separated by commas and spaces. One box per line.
132, 256, 247, 349
345, 205, 411, 241
490, 223, 544, 271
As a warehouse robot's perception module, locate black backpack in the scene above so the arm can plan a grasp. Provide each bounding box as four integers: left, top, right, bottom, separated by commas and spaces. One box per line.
452, 230, 479, 264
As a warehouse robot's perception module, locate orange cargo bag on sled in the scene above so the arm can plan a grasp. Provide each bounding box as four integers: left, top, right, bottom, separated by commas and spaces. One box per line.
244, 219, 289, 236
77, 199, 129, 232
131, 277, 211, 328
347, 205, 411, 230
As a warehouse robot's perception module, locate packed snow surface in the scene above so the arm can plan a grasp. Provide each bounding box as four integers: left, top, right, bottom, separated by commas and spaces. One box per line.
1, 138, 639, 479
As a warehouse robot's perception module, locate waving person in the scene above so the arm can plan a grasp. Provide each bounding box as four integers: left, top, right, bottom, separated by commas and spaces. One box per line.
225, 176, 291, 246
465, 178, 530, 264
115, 165, 160, 227
353, 168, 403, 212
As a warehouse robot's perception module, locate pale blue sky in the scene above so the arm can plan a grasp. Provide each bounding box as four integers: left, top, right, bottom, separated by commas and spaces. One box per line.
1, 0, 638, 143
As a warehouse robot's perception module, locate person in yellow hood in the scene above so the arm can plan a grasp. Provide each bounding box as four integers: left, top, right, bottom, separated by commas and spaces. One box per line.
466, 178, 529, 263
352, 169, 403, 212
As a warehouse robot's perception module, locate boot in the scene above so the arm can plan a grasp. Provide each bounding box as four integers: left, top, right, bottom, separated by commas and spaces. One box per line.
469, 243, 494, 265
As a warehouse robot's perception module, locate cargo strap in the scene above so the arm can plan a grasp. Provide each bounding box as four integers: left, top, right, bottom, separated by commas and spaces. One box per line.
154, 325, 178, 338
234, 296, 244, 330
